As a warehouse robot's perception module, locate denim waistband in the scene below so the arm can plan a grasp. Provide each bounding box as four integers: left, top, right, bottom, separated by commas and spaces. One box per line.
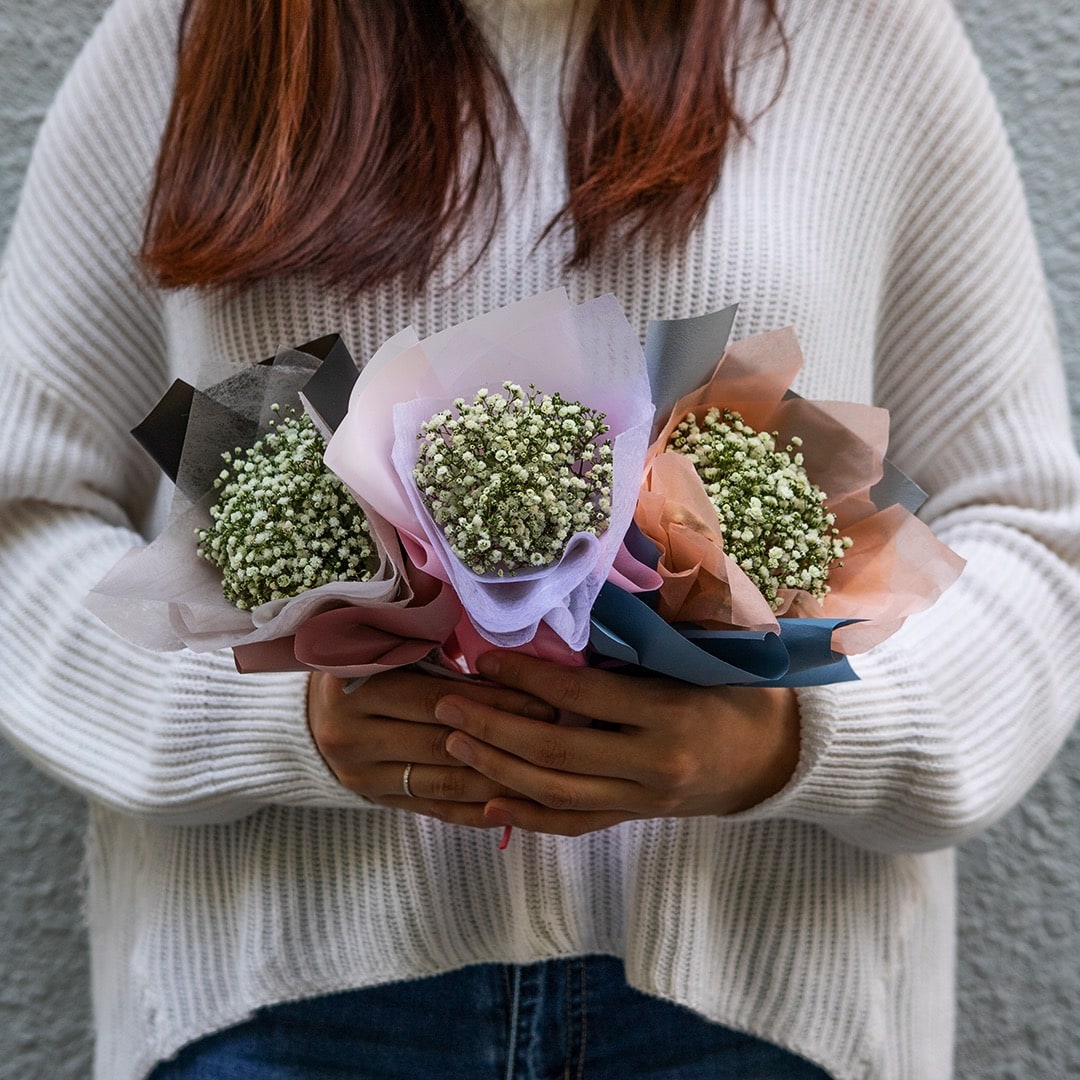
151, 955, 831, 1079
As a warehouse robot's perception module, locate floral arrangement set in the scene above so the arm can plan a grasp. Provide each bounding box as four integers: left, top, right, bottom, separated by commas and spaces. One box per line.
88, 291, 963, 690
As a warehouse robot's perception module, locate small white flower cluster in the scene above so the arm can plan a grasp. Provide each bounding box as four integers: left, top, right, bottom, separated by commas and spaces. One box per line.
196, 407, 378, 609
667, 407, 852, 608
414, 383, 614, 576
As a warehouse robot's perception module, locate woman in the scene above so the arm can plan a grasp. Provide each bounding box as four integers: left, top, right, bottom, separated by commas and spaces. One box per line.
1, 0, 1077, 1077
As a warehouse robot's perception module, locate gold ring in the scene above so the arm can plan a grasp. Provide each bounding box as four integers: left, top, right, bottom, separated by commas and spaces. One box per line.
402, 762, 416, 798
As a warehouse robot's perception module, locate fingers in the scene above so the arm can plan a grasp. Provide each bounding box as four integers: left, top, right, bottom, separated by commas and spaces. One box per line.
307, 670, 528, 809
382, 796, 500, 830
372, 762, 523, 833
433, 678, 801, 828
474, 652, 677, 728
313, 711, 460, 774
358, 667, 558, 726
314, 713, 513, 802
441, 720, 648, 814
310, 664, 796, 841
373, 759, 511, 804
483, 799, 637, 838
308, 668, 562, 803
435, 696, 639, 783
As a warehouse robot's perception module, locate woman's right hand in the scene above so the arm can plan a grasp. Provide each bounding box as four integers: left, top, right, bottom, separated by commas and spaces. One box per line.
307, 667, 555, 827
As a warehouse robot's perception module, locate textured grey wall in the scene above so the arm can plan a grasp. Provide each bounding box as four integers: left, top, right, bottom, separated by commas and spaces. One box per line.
949, 4, 1080, 1076
0, 2, 1077, 1077
0, 4, 109, 1075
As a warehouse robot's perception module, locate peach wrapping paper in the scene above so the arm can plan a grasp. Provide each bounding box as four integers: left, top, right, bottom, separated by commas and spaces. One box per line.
636, 326, 965, 654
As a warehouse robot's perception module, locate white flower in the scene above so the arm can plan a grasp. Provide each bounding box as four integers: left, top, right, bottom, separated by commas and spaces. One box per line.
197, 407, 378, 609
666, 407, 851, 609
412, 383, 614, 577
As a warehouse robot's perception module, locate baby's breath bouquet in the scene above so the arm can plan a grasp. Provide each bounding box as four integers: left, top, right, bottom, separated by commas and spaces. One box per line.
325, 291, 659, 668
88, 296, 963, 689
87, 339, 462, 677
196, 406, 379, 610
597, 314, 966, 685
412, 383, 614, 577
664, 407, 851, 611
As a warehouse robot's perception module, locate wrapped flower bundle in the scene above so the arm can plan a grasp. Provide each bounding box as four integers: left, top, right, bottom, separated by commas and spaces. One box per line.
322, 291, 659, 666
86, 338, 460, 678
197, 406, 379, 609
88, 292, 963, 689
412, 383, 614, 577
587, 311, 966, 685
664, 406, 852, 609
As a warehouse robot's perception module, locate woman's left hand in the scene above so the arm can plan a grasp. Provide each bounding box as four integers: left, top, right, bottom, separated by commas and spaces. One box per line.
434, 651, 802, 837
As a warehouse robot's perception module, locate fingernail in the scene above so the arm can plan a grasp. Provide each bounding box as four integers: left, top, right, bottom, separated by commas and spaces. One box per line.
435, 700, 464, 726
446, 733, 474, 764
484, 805, 513, 828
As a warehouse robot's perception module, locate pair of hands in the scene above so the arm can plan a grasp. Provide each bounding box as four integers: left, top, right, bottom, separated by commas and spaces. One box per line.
307, 652, 802, 837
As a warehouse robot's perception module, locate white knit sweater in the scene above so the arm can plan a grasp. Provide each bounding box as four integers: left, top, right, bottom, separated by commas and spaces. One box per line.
2, 0, 1078, 1076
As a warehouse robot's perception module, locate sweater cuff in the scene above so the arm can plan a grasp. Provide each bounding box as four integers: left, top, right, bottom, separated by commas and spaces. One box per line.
170, 650, 369, 815
725, 635, 941, 848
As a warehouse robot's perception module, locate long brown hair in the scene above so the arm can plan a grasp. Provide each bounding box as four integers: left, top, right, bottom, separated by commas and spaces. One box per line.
141, 0, 786, 295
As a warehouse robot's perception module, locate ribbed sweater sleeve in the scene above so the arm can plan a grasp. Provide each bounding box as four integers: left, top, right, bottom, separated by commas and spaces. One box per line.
0, 0, 360, 825
743, 0, 1080, 853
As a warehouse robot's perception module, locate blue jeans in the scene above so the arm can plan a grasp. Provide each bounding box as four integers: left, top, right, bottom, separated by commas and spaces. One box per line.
150, 956, 831, 1079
